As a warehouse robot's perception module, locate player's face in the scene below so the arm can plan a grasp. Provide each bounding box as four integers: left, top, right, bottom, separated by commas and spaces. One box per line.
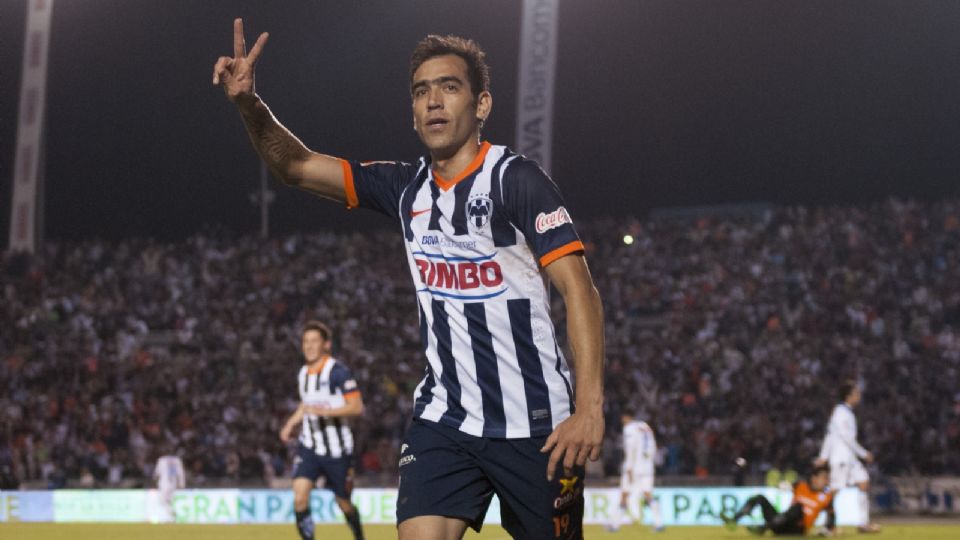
411, 54, 491, 160
848, 387, 861, 406
301, 330, 327, 364
810, 470, 829, 491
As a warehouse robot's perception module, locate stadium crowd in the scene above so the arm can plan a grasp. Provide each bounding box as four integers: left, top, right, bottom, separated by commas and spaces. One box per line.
1, 198, 958, 488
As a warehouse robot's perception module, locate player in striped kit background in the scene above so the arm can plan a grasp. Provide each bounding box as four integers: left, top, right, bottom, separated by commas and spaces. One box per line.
280, 321, 365, 540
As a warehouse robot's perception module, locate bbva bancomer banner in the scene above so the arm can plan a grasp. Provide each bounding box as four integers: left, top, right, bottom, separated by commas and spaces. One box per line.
1, 487, 862, 526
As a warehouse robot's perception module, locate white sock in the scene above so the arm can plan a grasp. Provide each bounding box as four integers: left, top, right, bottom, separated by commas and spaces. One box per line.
859, 490, 870, 525
611, 503, 624, 528
648, 499, 663, 528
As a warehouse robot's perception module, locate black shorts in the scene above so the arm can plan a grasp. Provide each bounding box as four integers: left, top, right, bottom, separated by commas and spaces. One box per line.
292, 444, 354, 499
396, 418, 584, 539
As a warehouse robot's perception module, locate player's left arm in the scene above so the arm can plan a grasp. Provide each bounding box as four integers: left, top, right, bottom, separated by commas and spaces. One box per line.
623, 432, 637, 481
304, 365, 365, 418
821, 498, 837, 535
177, 459, 186, 489
307, 392, 364, 418
838, 413, 870, 459
541, 253, 605, 480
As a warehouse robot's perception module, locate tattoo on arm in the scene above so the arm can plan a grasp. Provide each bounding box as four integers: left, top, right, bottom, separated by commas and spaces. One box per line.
240, 98, 309, 183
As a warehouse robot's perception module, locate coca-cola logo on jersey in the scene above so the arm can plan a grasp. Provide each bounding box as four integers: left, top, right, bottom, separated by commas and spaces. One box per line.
535, 207, 572, 234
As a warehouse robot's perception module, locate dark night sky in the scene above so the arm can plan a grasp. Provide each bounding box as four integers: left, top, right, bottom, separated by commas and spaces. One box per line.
1, 0, 959, 242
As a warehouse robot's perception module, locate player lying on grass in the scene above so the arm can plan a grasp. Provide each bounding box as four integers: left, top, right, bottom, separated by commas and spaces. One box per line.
722, 463, 836, 536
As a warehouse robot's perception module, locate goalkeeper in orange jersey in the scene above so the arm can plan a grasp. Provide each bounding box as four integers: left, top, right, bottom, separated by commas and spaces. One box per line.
722, 463, 837, 536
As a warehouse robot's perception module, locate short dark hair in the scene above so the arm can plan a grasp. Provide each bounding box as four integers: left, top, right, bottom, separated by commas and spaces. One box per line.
302, 320, 331, 342
810, 462, 830, 477
410, 34, 490, 98
839, 379, 858, 402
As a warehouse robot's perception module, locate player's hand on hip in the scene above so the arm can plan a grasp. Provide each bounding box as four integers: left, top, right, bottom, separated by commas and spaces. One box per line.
540, 410, 605, 481
212, 18, 269, 104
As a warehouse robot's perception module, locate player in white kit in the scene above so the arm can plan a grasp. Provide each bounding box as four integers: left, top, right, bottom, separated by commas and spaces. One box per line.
154, 448, 185, 523
608, 413, 663, 533
817, 380, 880, 533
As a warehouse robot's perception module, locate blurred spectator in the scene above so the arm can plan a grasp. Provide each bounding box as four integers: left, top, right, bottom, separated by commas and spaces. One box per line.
0, 461, 19, 489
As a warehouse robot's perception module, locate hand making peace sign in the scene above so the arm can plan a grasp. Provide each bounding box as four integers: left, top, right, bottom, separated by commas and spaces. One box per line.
212, 18, 269, 104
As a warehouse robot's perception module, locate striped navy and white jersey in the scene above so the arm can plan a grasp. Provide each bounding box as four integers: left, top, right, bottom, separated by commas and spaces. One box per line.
341, 142, 584, 439
297, 356, 360, 458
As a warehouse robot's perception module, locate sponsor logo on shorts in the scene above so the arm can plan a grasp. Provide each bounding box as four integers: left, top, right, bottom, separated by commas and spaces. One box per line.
399, 443, 416, 468
559, 476, 579, 496
535, 206, 572, 234
554, 475, 582, 509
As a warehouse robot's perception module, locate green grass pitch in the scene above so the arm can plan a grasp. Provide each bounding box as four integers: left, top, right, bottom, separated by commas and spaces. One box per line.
3, 522, 960, 539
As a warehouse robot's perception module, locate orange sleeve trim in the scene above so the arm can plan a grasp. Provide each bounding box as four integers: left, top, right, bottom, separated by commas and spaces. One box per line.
341, 159, 359, 209
539, 240, 585, 268
343, 390, 361, 399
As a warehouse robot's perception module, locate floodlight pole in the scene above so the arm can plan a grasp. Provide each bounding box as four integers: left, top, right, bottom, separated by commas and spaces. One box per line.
7, 0, 54, 253
259, 161, 270, 239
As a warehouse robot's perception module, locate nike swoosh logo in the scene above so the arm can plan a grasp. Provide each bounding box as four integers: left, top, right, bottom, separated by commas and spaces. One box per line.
410, 208, 432, 218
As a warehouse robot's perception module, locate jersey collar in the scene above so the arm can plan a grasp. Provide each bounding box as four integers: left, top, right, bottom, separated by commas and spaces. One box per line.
431, 141, 491, 192
306, 355, 330, 375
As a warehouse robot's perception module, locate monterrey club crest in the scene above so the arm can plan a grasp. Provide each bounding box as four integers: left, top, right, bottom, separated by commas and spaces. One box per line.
466, 195, 493, 233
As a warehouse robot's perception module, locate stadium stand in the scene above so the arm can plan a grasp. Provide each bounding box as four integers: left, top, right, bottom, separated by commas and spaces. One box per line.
1, 198, 958, 493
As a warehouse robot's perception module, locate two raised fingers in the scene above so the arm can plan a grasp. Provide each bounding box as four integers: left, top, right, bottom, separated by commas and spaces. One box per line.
213, 18, 269, 85
234, 18, 269, 65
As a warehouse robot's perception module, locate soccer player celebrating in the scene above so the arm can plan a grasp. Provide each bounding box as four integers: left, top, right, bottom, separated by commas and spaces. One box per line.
153, 445, 185, 523
722, 463, 837, 536
608, 412, 663, 533
818, 380, 881, 533
214, 19, 604, 540
279, 321, 365, 540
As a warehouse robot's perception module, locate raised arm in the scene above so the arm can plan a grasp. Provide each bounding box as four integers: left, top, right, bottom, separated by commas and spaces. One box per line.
540, 254, 605, 481
213, 18, 346, 201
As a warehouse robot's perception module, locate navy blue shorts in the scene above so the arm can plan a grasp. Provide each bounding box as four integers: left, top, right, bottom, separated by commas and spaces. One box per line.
292, 444, 354, 500
396, 418, 584, 539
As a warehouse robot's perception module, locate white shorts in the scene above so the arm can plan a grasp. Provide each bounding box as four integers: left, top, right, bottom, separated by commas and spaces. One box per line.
619, 474, 654, 496
829, 459, 869, 488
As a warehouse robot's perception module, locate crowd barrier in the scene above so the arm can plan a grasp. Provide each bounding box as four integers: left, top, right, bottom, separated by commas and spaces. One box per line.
0, 486, 862, 526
